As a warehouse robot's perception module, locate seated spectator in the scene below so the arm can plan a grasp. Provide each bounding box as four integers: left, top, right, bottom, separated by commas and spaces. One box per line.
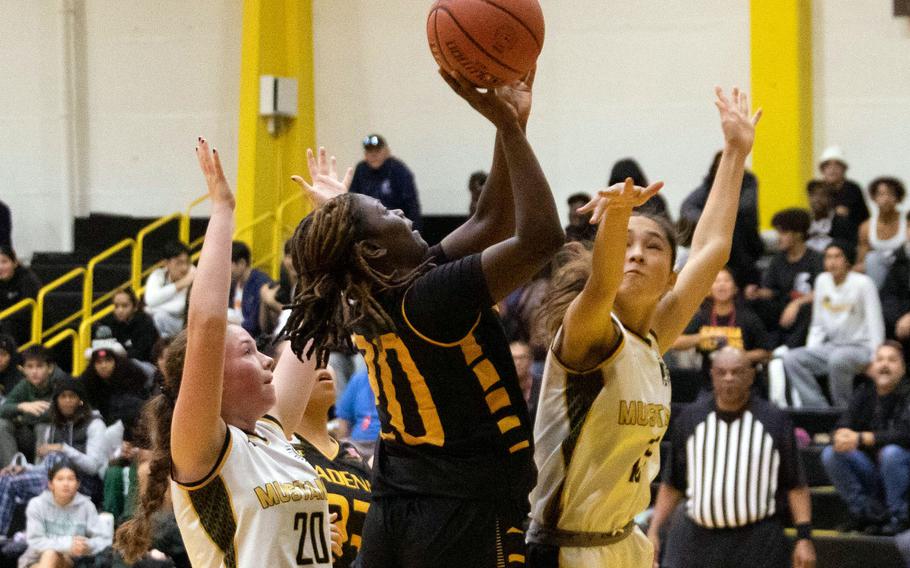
228, 241, 273, 338
821, 341, 910, 535
0, 379, 107, 537
510, 341, 537, 415
334, 366, 379, 461
143, 241, 194, 338
648, 347, 815, 568
881, 242, 910, 347
681, 151, 763, 286
564, 192, 597, 243
0, 245, 41, 346
608, 158, 670, 220
17, 464, 112, 568
782, 241, 884, 408
0, 346, 56, 464
0, 333, 23, 402
745, 208, 824, 348
806, 179, 856, 254
671, 267, 772, 388
0, 198, 10, 249
467, 170, 488, 216
817, 145, 869, 238
102, 290, 160, 364
261, 240, 298, 338
856, 177, 907, 289
81, 345, 149, 428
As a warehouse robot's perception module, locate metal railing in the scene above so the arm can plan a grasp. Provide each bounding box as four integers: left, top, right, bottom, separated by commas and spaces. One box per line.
132, 213, 182, 294
234, 211, 276, 273
273, 193, 304, 277
84, 238, 135, 316
34, 267, 85, 344
0, 298, 37, 348
44, 329, 80, 374
75, 304, 114, 375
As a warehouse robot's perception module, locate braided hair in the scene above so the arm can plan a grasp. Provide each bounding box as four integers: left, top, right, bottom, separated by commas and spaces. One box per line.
283, 194, 430, 367
114, 330, 186, 564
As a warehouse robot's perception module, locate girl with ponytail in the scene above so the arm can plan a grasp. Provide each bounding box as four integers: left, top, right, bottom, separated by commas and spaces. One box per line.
115, 138, 340, 567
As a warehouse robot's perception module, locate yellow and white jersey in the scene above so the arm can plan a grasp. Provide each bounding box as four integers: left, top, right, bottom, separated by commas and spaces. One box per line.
171, 417, 332, 568
530, 314, 671, 536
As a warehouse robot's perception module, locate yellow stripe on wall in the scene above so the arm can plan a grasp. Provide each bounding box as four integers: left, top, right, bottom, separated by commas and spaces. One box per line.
750, 0, 813, 228
237, 0, 315, 276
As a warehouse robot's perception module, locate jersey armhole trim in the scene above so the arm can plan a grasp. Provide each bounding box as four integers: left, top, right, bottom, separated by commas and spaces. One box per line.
400, 288, 482, 347
172, 428, 233, 490
548, 314, 626, 375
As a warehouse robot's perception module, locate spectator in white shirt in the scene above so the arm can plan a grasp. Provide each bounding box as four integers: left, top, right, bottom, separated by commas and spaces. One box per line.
143, 241, 194, 338
783, 241, 885, 408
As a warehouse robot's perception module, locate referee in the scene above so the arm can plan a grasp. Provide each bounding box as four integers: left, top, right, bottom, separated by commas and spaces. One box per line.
647, 347, 816, 568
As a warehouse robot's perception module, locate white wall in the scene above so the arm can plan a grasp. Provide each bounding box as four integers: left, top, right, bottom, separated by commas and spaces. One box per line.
814, 1, 910, 197
312, 0, 751, 220
1, 1, 908, 259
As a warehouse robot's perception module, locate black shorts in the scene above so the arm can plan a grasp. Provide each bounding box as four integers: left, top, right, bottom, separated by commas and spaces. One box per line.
354, 495, 527, 568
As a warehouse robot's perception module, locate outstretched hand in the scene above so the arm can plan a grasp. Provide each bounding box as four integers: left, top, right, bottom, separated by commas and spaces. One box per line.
577, 178, 665, 224
438, 69, 520, 130
195, 137, 235, 208
714, 86, 761, 154
496, 65, 536, 128
291, 147, 353, 208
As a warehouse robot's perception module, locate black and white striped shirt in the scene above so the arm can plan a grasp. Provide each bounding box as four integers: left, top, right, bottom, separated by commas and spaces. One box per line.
665, 396, 805, 529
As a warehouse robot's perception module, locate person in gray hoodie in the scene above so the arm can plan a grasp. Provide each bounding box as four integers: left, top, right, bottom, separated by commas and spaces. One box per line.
18, 463, 111, 568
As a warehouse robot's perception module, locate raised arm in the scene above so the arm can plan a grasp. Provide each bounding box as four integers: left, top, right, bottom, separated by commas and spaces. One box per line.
560, 180, 662, 368
170, 137, 235, 483
439, 68, 535, 260
441, 71, 564, 302
267, 340, 318, 439
653, 87, 761, 352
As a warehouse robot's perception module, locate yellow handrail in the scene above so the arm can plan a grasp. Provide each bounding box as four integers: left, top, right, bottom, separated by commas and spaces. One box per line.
34, 268, 85, 344
273, 193, 304, 278
180, 194, 209, 243
84, 238, 135, 323
133, 213, 182, 294
0, 298, 37, 348
76, 304, 114, 375
44, 329, 80, 375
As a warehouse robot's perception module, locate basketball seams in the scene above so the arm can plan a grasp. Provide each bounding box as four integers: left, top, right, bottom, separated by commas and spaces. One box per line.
429, 8, 455, 72
436, 5, 523, 76
478, 0, 543, 49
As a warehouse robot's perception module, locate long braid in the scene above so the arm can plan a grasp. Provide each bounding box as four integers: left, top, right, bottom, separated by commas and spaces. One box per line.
115, 331, 187, 564
284, 194, 430, 366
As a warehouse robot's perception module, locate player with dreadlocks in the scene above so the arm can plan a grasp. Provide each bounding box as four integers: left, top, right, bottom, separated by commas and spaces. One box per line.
284, 68, 563, 568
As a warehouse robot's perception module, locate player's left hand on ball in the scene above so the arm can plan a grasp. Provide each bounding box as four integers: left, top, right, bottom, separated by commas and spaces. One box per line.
329, 512, 343, 557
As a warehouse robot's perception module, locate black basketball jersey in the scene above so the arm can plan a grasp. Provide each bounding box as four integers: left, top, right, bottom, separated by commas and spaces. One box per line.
292, 435, 372, 568
352, 245, 535, 506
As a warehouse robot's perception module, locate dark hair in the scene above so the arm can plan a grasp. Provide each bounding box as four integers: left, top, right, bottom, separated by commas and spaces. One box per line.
0, 334, 18, 359
283, 194, 431, 367
879, 340, 905, 356
468, 171, 488, 191
115, 330, 187, 563
608, 158, 649, 187
50, 379, 93, 426
231, 241, 252, 264
806, 179, 832, 196
567, 192, 592, 206
150, 337, 172, 364
161, 241, 189, 261
825, 240, 857, 266
771, 208, 811, 239
0, 245, 17, 265
48, 462, 78, 482
21, 345, 52, 366
869, 177, 906, 202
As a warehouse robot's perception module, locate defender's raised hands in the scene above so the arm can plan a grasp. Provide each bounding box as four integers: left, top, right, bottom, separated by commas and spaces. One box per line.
714, 86, 762, 154
195, 137, 235, 208
291, 146, 353, 208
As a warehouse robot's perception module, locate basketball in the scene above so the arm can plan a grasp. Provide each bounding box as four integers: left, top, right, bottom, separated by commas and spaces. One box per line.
427, 0, 545, 88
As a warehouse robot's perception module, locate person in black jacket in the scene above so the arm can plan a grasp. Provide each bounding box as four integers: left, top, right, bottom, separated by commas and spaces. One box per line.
881, 243, 910, 347
821, 341, 910, 535
817, 146, 869, 238
680, 151, 764, 286
0, 333, 22, 399
80, 345, 149, 426
103, 289, 160, 363
0, 245, 41, 346
0, 199, 10, 249
348, 134, 421, 229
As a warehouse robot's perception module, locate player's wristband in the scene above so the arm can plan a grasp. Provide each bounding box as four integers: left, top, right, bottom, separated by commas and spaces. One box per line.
795, 523, 813, 541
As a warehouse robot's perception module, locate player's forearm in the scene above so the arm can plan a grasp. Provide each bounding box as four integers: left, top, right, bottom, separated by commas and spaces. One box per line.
788, 486, 812, 525
470, 134, 515, 243
649, 484, 683, 535
588, 206, 632, 298
689, 145, 747, 263
498, 124, 563, 254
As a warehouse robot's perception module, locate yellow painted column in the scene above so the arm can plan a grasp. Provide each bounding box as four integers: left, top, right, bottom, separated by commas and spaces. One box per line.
237, 0, 315, 278
750, 0, 813, 228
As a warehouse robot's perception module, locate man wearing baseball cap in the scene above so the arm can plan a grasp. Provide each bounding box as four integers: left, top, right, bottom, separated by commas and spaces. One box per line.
817, 146, 869, 237
350, 133, 422, 229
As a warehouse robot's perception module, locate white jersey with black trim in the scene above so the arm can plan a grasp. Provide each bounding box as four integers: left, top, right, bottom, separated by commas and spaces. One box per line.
171, 416, 332, 568
530, 314, 671, 535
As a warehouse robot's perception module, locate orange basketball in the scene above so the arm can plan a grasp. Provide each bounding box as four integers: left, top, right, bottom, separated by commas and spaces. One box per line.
427, 0, 545, 88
